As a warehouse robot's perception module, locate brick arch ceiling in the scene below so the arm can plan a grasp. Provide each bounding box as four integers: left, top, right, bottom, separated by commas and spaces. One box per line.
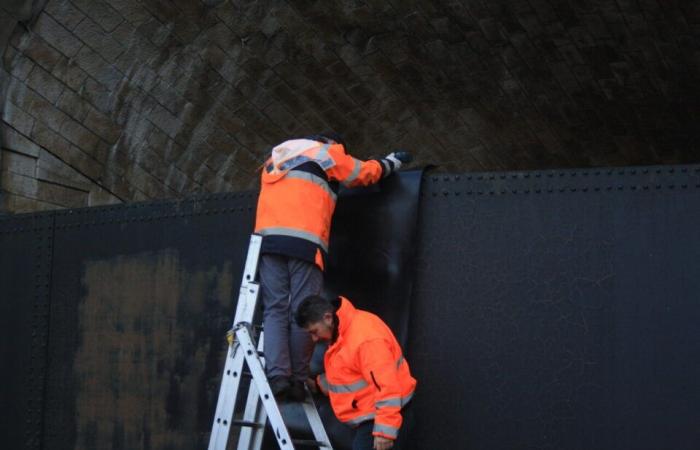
1, 0, 699, 212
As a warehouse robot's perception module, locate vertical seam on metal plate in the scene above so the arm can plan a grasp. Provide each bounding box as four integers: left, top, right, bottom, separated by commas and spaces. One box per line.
38, 213, 56, 450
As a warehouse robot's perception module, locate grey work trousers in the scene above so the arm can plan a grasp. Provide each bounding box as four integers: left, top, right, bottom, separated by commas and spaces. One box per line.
259, 254, 322, 381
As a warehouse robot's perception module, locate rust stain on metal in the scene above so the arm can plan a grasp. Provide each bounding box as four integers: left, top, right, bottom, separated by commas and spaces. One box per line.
74, 250, 232, 449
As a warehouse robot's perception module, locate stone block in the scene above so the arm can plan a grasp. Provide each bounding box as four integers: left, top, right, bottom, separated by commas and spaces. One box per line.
263, 101, 298, 134
1, 170, 38, 197
2, 123, 41, 157
110, 0, 152, 26
59, 118, 101, 154
71, 0, 124, 32
56, 89, 89, 122
3, 192, 61, 213
81, 77, 112, 114
128, 163, 169, 198
51, 57, 89, 90
84, 107, 121, 144
150, 79, 187, 115
1, 149, 36, 177
36, 148, 93, 191
148, 103, 183, 139
87, 186, 122, 206
2, 102, 35, 136
33, 12, 83, 57
73, 17, 126, 62
6, 50, 35, 81
26, 65, 65, 103
9, 82, 70, 132
17, 32, 63, 72
36, 178, 89, 207
45, 0, 86, 30
163, 165, 189, 193
31, 122, 103, 180
73, 46, 123, 90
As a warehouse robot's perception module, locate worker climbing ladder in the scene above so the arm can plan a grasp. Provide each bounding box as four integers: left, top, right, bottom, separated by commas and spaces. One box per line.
208, 234, 333, 450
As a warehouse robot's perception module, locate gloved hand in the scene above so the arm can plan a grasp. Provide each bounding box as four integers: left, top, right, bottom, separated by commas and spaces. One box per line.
382, 151, 412, 177
226, 328, 234, 347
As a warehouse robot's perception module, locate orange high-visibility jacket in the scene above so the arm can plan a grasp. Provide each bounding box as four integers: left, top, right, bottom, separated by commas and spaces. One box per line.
254, 139, 387, 269
317, 297, 417, 440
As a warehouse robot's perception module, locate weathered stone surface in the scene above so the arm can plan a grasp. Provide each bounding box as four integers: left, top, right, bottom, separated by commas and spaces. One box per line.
70, 0, 124, 33
73, 16, 126, 62
31, 121, 103, 179
33, 12, 83, 57
3, 192, 61, 212
1, 149, 36, 176
2, 123, 41, 157
3, 0, 700, 214
45, 0, 86, 31
56, 88, 89, 122
35, 177, 89, 207
26, 64, 64, 103
2, 102, 35, 136
14, 32, 63, 72
36, 147, 92, 191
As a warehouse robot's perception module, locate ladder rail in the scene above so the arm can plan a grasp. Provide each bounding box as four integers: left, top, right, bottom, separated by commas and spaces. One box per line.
236, 325, 295, 450
209, 233, 333, 450
237, 331, 268, 450
208, 235, 262, 450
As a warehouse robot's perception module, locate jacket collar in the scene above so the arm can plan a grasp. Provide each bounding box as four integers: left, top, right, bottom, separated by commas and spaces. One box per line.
329, 297, 357, 348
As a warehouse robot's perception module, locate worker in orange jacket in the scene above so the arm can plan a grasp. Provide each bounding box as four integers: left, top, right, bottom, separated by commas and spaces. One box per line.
295, 295, 417, 450
254, 133, 410, 401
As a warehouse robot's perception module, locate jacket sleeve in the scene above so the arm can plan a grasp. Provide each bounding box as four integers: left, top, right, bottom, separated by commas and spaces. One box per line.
357, 339, 403, 440
325, 144, 384, 187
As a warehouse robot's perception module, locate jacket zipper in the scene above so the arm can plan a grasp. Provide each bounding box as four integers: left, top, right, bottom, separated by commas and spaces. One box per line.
370, 371, 381, 391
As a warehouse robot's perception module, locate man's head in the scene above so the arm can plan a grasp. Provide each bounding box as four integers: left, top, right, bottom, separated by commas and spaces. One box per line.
295, 295, 337, 342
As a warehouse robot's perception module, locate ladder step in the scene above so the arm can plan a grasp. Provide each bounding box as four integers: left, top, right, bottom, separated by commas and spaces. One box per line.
231, 419, 264, 429
291, 439, 330, 448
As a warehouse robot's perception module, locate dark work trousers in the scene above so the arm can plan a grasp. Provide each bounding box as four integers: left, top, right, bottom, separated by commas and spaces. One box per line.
351, 402, 414, 450
259, 254, 323, 382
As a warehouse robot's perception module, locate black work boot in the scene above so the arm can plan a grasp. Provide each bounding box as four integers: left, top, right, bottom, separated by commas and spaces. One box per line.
269, 376, 291, 400
286, 379, 306, 402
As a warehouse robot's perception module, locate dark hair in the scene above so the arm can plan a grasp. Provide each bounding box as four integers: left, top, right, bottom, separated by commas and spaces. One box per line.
295, 295, 334, 328
306, 132, 345, 148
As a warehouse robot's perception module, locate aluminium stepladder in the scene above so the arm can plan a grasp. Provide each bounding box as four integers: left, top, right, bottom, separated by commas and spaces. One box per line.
208, 234, 333, 450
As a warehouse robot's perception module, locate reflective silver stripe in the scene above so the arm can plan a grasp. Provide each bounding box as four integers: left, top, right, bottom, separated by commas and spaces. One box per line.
375, 390, 414, 409
327, 378, 369, 393
401, 390, 414, 406
317, 142, 330, 159
341, 159, 362, 186
373, 423, 399, 438
319, 374, 329, 392
286, 170, 337, 202
257, 227, 329, 252
346, 413, 375, 426
396, 356, 404, 368
375, 397, 402, 408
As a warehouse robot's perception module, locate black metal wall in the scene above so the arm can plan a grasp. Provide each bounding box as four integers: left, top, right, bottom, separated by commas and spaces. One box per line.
2, 166, 700, 449
408, 167, 700, 450
0, 213, 53, 450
